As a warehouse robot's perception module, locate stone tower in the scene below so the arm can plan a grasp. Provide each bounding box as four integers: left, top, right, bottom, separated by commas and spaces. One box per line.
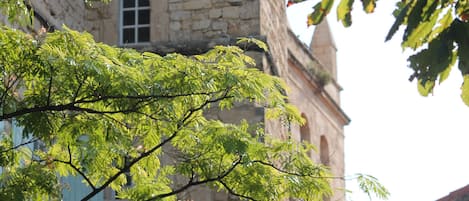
5, 0, 350, 200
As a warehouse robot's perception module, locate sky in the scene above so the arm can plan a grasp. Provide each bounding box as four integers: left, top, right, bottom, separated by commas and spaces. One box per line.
287, 1, 469, 201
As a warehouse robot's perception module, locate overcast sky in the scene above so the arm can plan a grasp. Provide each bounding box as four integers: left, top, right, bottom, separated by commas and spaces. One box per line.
287, 1, 469, 201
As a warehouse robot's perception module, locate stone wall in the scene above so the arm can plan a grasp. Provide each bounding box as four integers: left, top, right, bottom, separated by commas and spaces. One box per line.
166, 0, 260, 42
30, 0, 88, 30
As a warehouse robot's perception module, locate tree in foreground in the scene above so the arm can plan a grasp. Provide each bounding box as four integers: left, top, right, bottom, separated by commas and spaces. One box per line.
289, 0, 469, 106
0, 1, 389, 201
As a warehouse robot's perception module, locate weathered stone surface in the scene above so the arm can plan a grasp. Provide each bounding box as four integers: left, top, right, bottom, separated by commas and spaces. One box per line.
170, 11, 191, 20
169, 21, 181, 31
209, 8, 222, 18
192, 19, 211, 30
168, 2, 183, 11
222, 6, 239, 18
212, 21, 227, 31
182, 0, 211, 10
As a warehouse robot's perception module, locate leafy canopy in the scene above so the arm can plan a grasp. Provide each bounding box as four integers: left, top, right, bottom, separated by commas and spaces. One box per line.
288, 0, 469, 106
0, 1, 389, 201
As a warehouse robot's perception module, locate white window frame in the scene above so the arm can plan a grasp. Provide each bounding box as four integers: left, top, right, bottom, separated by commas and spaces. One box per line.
119, 0, 151, 45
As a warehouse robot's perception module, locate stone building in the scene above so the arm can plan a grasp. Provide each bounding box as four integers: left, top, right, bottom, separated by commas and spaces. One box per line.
437, 185, 469, 201
3, 0, 350, 200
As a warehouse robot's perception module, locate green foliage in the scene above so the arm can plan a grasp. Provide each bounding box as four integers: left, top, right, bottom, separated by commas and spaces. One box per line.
0, 25, 334, 200
0, 0, 33, 26
355, 174, 390, 200
305, 64, 332, 87
337, 0, 355, 27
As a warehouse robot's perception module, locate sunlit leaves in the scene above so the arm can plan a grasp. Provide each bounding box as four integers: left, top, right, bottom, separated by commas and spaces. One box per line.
361, 0, 377, 13
0, 0, 32, 26
337, 0, 355, 27
356, 174, 390, 200
382, 1, 469, 104
308, 0, 335, 26
461, 75, 469, 106
0, 24, 338, 200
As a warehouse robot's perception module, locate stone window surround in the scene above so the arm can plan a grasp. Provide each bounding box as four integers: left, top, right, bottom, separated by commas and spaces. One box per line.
119, 0, 151, 45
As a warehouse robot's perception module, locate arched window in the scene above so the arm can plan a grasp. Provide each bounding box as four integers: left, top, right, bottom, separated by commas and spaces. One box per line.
320, 135, 330, 166
300, 114, 311, 157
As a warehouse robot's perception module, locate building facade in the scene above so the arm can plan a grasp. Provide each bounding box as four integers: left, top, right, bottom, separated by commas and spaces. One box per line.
2, 0, 350, 200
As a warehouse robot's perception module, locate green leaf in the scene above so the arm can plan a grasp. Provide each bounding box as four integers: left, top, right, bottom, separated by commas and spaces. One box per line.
429, 8, 454, 41
402, 0, 427, 43
361, 0, 377, 13
386, 3, 410, 42
438, 51, 456, 84
337, 0, 355, 27
308, 0, 334, 26
417, 79, 435, 96
461, 75, 469, 106
402, 6, 441, 49
356, 174, 390, 200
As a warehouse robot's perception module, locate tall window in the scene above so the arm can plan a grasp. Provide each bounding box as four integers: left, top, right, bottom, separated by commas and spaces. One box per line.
121, 0, 150, 44
320, 135, 330, 166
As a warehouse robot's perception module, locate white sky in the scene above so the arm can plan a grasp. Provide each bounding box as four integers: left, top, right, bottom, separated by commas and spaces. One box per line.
287, 1, 469, 201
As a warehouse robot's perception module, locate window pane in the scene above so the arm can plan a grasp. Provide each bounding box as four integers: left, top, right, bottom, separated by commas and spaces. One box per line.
123, 28, 135, 43
138, 9, 150, 25
138, 27, 150, 42
123, 0, 135, 8
123, 11, 135, 25
138, 0, 149, 7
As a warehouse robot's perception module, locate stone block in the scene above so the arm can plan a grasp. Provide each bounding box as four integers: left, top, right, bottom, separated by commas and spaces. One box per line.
169, 21, 181, 31
168, 2, 183, 10
212, 21, 227, 31
170, 11, 191, 20
228, 0, 243, 6
209, 8, 222, 19
192, 10, 209, 20
183, 0, 211, 10
192, 19, 211, 30
240, 0, 259, 20
222, 6, 239, 18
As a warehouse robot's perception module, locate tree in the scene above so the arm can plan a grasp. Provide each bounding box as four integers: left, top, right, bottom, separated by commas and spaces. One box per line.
288, 0, 469, 106
0, 1, 389, 201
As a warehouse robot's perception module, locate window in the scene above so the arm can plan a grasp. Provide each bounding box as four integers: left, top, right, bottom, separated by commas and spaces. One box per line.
120, 0, 150, 44
319, 135, 330, 166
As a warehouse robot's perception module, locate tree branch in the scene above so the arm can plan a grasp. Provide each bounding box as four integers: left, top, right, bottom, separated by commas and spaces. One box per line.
145, 156, 243, 201
46, 67, 53, 106
0, 90, 226, 121
250, 160, 343, 179
0, 138, 38, 154
81, 92, 233, 201
218, 180, 257, 201
53, 145, 96, 190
